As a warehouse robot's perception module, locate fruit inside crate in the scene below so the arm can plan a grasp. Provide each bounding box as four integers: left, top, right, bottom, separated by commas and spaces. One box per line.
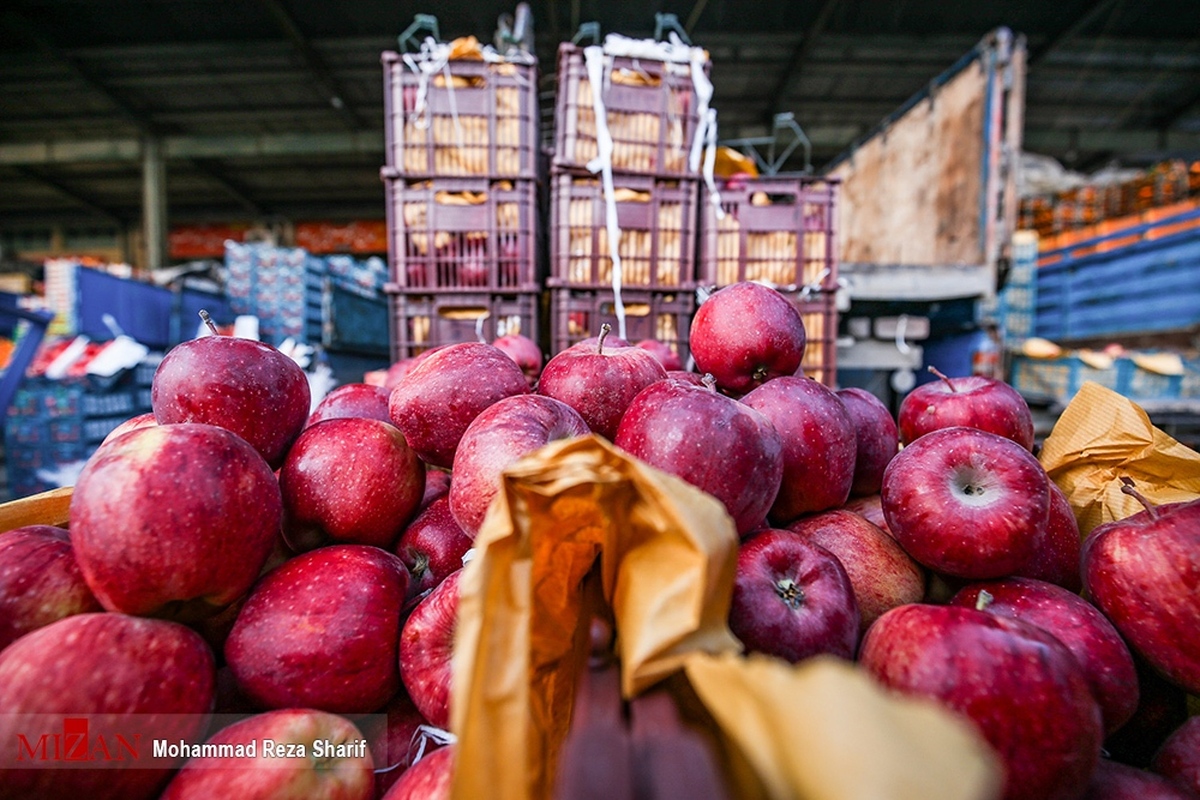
793, 291, 838, 388
553, 42, 708, 177
382, 51, 539, 179
550, 287, 694, 361
549, 173, 697, 289
700, 178, 838, 290
389, 291, 540, 361
383, 174, 538, 292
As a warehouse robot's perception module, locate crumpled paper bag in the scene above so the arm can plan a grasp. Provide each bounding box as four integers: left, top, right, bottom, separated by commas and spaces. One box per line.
1039, 382, 1200, 535
449, 435, 1001, 800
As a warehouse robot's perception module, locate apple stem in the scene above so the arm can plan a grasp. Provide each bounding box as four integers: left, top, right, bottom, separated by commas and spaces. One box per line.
597, 323, 610, 355
701, 373, 718, 392
1119, 477, 1159, 520
198, 309, 220, 336
975, 589, 994, 612
928, 366, 957, 392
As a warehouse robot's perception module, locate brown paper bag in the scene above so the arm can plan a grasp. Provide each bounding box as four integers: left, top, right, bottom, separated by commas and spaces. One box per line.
450, 436, 1001, 800
1039, 382, 1200, 535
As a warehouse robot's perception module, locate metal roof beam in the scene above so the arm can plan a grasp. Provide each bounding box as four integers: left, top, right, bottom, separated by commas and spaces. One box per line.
766, 0, 839, 122
1027, 0, 1123, 66
253, 0, 363, 130
6, 166, 124, 225
186, 159, 264, 217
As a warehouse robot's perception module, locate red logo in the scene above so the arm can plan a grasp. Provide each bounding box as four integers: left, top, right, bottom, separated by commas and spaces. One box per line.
15, 717, 141, 763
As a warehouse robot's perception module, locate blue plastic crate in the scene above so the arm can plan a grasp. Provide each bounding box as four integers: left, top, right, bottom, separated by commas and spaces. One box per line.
1115, 358, 1184, 400
1009, 355, 1121, 403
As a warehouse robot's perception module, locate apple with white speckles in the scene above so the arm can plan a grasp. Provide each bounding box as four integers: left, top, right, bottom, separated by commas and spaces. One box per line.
306, 383, 392, 427
280, 417, 425, 553
0, 525, 102, 651
225, 544, 410, 714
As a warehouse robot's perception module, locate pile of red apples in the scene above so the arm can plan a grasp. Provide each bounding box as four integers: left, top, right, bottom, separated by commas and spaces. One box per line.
1, 281, 1198, 800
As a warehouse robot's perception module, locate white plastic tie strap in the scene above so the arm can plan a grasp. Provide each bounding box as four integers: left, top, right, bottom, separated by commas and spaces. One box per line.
688, 45, 715, 175
583, 44, 627, 340
402, 38, 464, 150
701, 107, 723, 220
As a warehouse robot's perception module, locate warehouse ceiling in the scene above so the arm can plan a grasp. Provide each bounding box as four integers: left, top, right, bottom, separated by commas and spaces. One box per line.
0, 0, 1198, 230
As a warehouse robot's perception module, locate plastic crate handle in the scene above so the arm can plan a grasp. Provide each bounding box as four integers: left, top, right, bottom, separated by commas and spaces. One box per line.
655, 13, 691, 45
399, 14, 440, 53
572, 21, 601, 45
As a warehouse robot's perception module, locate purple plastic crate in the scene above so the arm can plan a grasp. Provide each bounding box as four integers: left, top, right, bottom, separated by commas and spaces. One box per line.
549, 287, 694, 363
382, 51, 539, 179
388, 290, 541, 362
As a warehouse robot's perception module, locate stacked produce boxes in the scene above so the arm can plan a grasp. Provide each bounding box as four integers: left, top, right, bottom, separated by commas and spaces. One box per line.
698, 174, 840, 386
547, 34, 712, 363
381, 44, 542, 360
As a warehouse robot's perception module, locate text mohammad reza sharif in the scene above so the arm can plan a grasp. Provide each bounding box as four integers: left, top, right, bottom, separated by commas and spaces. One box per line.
153, 737, 368, 760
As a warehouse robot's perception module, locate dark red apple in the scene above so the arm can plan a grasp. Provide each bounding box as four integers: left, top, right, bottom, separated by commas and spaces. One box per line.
664, 370, 705, 386
492, 333, 543, 387
225, 545, 410, 714
837, 387, 900, 497
614, 377, 783, 537
395, 496, 473, 606
448, 394, 589, 537
99, 412, 157, 445
420, 469, 452, 509
635, 338, 683, 371
742, 375, 856, 522
859, 603, 1103, 800
363, 690, 440, 798
1105, 655, 1189, 769
1014, 479, 1083, 593
1153, 716, 1200, 797
881, 426, 1050, 579
382, 744, 454, 800
690, 281, 806, 395
1083, 759, 1195, 800
388, 342, 530, 468
787, 509, 924, 632
399, 569, 461, 730
280, 418, 425, 552
729, 529, 859, 662
0, 525, 102, 650
897, 368, 1034, 451
307, 383, 392, 427
1081, 481, 1200, 694
152, 330, 311, 468
70, 423, 283, 620
159, 709, 375, 800
951, 577, 1138, 735
842, 494, 891, 536
537, 324, 666, 441
0, 613, 215, 800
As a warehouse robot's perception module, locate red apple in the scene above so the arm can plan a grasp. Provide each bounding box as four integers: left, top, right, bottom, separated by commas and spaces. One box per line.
841, 494, 891, 536
742, 375, 856, 522
951, 577, 1138, 735
897, 368, 1034, 451
420, 469, 452, 509
1153, 716, 1200, 797
152, 331, 311, 468
0, 613, 215, 800
99, 412, 157, 445
1083, 759, 1195, 800
382, 744, 454, 800
1081, 482, 1200, 694
388, 342, 530, 468
881, 426, 1050, 579
160, 709, 374, 800
69, 423, 283, 620
399, 569, 461, 730
448, 394, 589, 537
729, 529, 859, 662
860, 603, 1103, 800
634, 338, 683, 371
614, 376, 784, 537
0, 525, 102, 650
786, 509, 924, 632
225, 545, 410, 714
537, 324, 666, 441
492, 333, 543, 387
307, 383, 392, 427
836, 387, 899, 497
280, 418, 425, 552
1105, 655, 1189, 769
665, 369, 705, 386
1014, 479, 1083, 593
395, 496, 473, 607
690, 281, 807, 395
362, 690, 440, 798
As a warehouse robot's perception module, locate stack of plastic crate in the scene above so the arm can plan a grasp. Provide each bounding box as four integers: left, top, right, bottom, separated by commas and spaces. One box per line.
698, 174, 841, 386
547, 24, 712, 363
381, 37, 542, 361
